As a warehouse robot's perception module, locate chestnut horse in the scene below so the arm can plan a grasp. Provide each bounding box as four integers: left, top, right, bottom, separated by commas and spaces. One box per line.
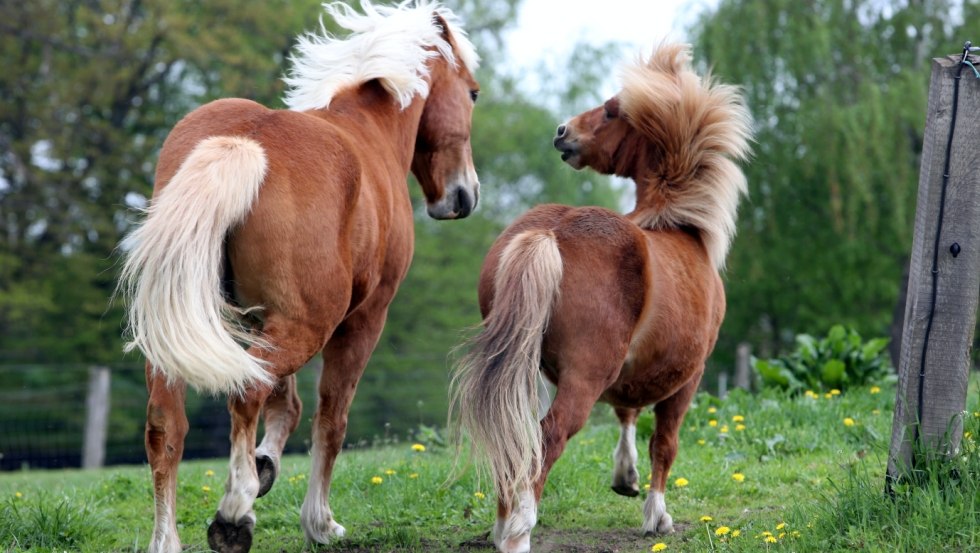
117, 2, 479, 552
451, 44, 751, 553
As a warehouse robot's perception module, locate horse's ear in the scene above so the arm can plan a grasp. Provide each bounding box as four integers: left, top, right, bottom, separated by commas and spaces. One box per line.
432, 13, 453, 43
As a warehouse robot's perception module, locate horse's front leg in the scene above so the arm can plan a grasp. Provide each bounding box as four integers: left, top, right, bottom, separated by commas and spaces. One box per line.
611, 406, 642, 497
207, 315, 327, 553
145, 363, 189, 553
643, 371, 701, 536
302, 296, 390, 544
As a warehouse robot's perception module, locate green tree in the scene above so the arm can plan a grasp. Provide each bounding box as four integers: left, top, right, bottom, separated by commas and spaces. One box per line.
691, 0, 978, 366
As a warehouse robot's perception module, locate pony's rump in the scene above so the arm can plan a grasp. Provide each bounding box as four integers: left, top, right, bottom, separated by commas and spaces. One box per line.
118, 135, 274, 396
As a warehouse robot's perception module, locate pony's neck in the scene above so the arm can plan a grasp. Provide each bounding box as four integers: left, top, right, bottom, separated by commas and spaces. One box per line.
628, 167, 671, 219
313, 80, 426, 172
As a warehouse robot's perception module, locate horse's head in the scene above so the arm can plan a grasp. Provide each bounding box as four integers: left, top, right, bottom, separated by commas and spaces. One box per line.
411, 14, 481, 220
552, 95, 647, 178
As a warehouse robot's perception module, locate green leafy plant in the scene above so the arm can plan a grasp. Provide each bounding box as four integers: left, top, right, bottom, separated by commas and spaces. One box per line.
753, 325, 894, 393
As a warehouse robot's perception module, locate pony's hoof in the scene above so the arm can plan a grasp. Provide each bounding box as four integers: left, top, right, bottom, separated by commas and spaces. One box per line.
611, 483, 640, 497
207, 511, 254, 553
255, 454, 278, 498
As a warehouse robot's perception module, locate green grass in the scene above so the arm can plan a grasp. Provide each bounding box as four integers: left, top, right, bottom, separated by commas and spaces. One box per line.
1, 376, 978, 552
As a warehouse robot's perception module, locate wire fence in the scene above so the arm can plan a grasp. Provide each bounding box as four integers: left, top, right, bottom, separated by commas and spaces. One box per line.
0, 357, 454, 471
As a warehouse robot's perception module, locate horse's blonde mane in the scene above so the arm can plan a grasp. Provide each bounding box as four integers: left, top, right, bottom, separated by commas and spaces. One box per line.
619, 43, 753, 269
284, 0, 479, 112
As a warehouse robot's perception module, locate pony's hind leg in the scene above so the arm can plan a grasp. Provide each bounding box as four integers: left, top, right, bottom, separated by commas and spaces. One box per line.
255, 374, 302, 498
643, 372, 701, 536
145, 364, 189, 553
207, 316, 328, 553
611, 407, 642, 497
301, 296, 391, 544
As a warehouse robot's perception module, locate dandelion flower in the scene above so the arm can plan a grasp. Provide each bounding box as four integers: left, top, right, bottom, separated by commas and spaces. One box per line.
720, 425, 729, 433
205, 469, 215, 477
804, 390, 818, 399
765, 536, 777, 543
14, 491, 22, 498
651, 544, 667, 552
735, 424, 746, 432
674, 477, 689, 487
732, 473, 745, 482
708, 419, 718, 427
409, 473, 419, 479
973, 411, 980, 418
707, 407, 717, 414
411, 443, 426, 452
732, 530, 741, 538
474, 491, 485, 499
644, 483, 651, 491
385, 469, 396, 476
843, 417, 855, 427
830, 389, 841, 396
732, 415, 744, 422
791, 531, 801, 538
371, 476, 383, 485
776, 522, 786, 530
715, 526, 730, 536
201, 486, 211, 492
700, 515, 713, 523
870, 386, 881, 394
760, 531, 773, 537
824, 393, 833, 399
964, 431, 972, 440
697, 439, 706, 446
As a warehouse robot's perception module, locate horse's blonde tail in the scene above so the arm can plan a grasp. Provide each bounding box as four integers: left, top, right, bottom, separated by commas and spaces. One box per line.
450, 229, 563, 502
117, 136, 275, 396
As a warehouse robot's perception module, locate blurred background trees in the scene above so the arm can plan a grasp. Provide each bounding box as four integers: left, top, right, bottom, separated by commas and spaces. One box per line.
0, 0, 975, 451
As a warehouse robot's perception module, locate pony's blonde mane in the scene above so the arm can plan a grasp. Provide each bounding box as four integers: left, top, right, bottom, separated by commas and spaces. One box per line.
619, 43, 752, 269
284, 0, 479, 112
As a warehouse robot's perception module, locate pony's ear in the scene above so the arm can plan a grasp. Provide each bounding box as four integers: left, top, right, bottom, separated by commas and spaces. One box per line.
433, 13, 453, 43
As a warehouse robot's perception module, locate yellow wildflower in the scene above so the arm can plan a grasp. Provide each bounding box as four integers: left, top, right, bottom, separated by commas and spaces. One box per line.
824, 393, 833, 399
409, 473, 419, 479
843, 418, 855, 427
385, 469, 396, 476
804, 390, 818, 399
720, 425, 729, 433
760, 531, 773, 537
870, 386, 881, 394
674, 477, 689, 488
411, 443, 426, 452
973, 411, 980, 418
708, 419, 718, 427
732, 530, 741, 538
715, 526, 730, 536
697, 439, 706, 445
765, 536, 777, 543
707, 407, 717, 414
474, 491, 485, 499
735, 424, 746, 431
791, 531, 801, 538
732, 415, 744, 422
371, 476, 383, 485
205, 469, 215, 477
830, 389, 841, 395
651, 544, 667, 552
778, 532, 786, 539
644, 483, 651, 491
201, 486, 211, 492
14, 491, 22, 498
732, 473, 745, 482
776, 522, 786, 530
700, 515, 713, 523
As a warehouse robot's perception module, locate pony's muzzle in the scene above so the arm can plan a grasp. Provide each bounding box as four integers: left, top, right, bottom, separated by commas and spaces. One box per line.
427, 182, 478, 220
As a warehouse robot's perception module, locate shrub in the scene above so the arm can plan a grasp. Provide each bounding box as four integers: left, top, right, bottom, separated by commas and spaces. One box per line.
753, 325, 894, 393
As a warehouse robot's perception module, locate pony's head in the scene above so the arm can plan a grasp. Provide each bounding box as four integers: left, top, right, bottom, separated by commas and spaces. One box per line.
283, 1, 480, 220
553, 43, 752, 268
410, 12, 481, 220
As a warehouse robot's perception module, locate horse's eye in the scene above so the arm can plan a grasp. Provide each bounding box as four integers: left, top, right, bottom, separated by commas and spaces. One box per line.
470, 90, 479, 103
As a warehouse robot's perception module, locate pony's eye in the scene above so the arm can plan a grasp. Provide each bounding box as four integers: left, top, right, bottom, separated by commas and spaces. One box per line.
470, 90, 479, 103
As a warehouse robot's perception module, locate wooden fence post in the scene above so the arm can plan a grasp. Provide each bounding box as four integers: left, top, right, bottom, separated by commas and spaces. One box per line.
887, 50, 980, 483
717, 372, 728, 399
82, 366, 111, 469
734, 342, 751, 391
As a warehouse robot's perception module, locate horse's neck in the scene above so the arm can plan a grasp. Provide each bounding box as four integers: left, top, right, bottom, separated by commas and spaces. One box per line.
317, 84, 425, 172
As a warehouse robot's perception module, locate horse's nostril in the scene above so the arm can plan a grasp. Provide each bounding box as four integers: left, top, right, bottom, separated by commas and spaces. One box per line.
556, 124, 567, 138
456, 186, 473, 218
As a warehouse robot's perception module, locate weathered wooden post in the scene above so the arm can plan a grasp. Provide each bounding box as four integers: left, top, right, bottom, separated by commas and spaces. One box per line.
887, 45, 980, 484
82, 365, 111, 469
717, 372, 728, 399
734, 342, 751, 391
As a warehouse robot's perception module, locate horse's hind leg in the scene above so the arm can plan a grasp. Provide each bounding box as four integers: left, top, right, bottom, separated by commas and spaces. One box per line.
611, 407, 642, 497
643, 371, 701, 536
207, 316, 328, 553
301, 296, 390, 544
145, 363, 189, 553
255, 374, 302, 498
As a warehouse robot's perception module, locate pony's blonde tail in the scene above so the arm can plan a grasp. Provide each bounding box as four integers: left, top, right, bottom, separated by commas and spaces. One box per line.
450, 229, 563, 502
118, 136, 275, 396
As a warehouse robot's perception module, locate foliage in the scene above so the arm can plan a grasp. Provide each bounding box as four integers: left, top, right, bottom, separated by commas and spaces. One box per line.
693, 0, 980, 368
3, 376, 977, 552
753, 325, 894, 393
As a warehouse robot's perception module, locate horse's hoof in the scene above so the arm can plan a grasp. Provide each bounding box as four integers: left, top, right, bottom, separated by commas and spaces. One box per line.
255, 454, 278, 498
611, 484, 640, 497
207, 511, 254, 553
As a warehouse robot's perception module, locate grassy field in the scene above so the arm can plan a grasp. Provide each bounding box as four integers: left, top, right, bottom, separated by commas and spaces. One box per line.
1, 376, 978, 553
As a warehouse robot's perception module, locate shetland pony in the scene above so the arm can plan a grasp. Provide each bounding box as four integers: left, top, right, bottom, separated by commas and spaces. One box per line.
451, 43, 751, 553
117, 2, 480, 552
